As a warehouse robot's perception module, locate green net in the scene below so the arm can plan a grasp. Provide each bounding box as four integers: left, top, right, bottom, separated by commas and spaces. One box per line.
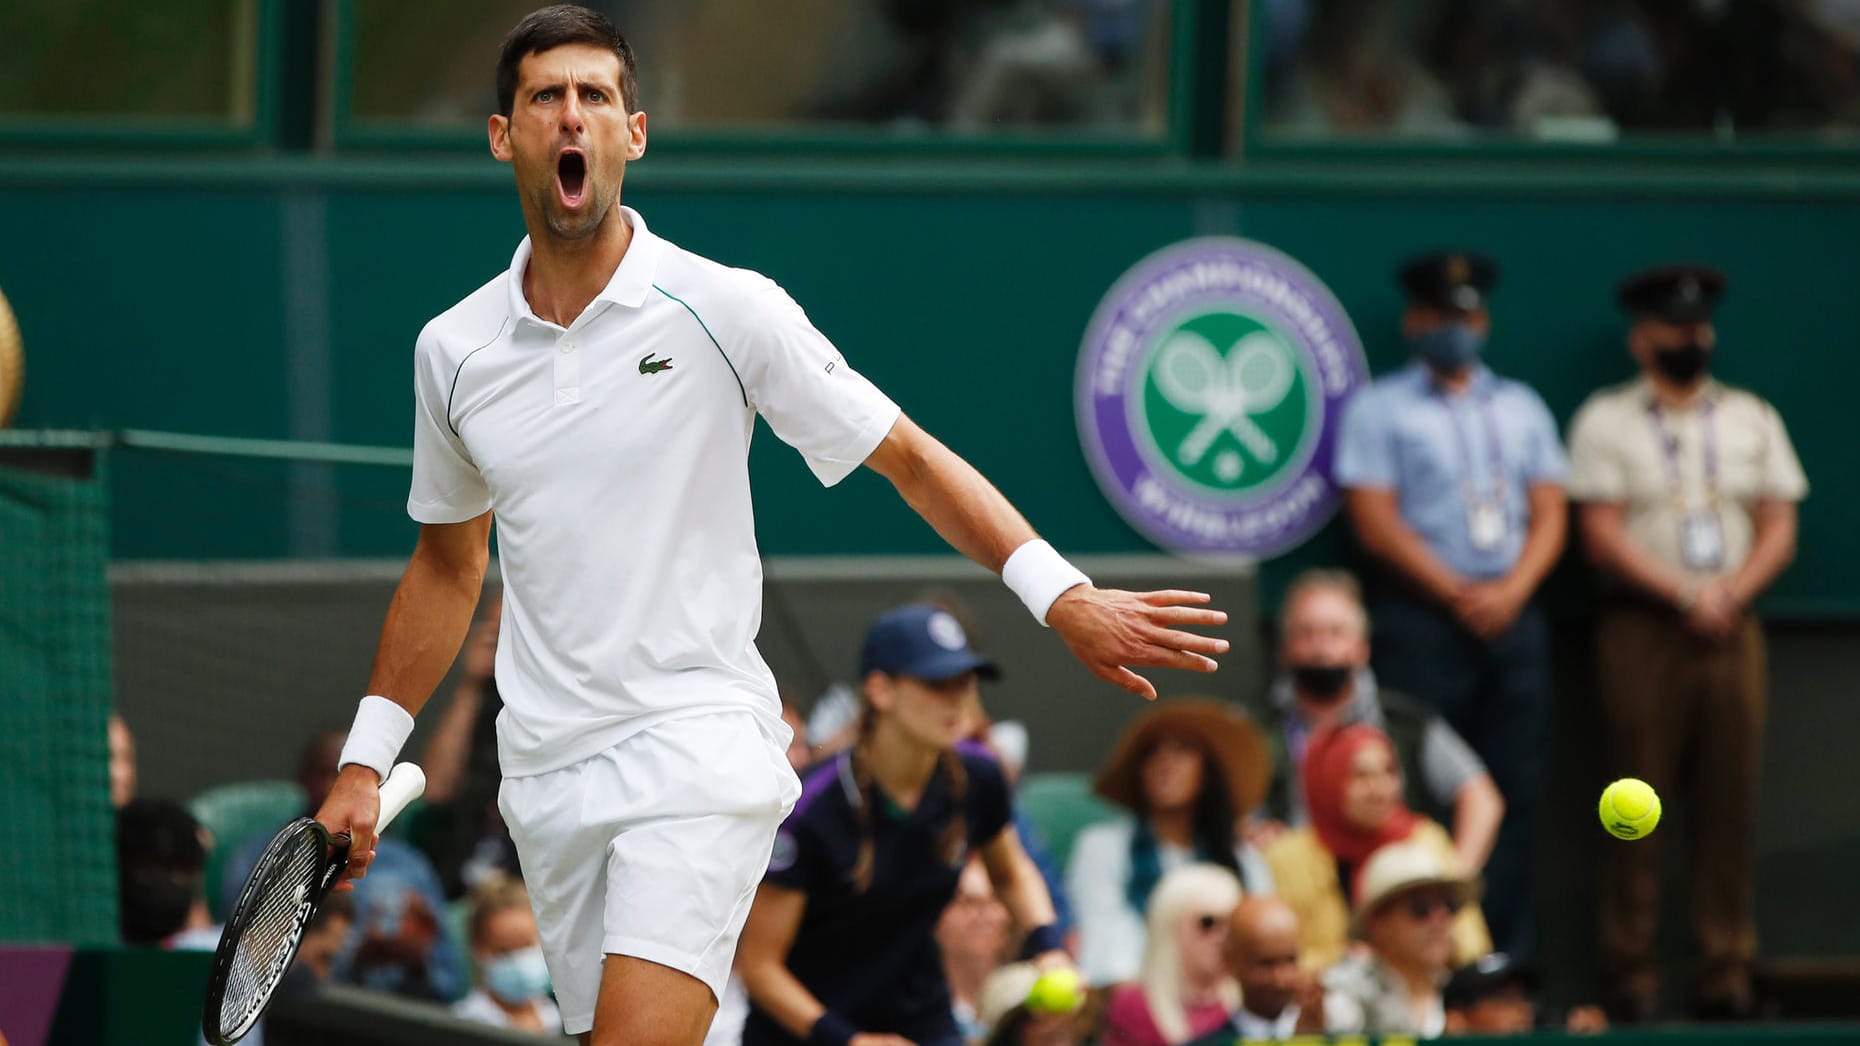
0, 450, 117, 945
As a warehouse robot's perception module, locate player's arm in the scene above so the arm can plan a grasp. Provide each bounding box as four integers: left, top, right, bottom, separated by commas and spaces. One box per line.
317, 512, 493, 883
1343, 486, 1468, 605
1725, 498, 1797, 608
1503, 482, 1567, 598
1576, 501, 1692, 608
1449, 772, 1504, 875
736, 883, 836, 1041
977, 825, 1065, 962
863, 414, 1228, 699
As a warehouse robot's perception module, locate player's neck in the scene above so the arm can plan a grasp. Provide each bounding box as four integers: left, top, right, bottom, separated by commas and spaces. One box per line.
521, 210, 633, 328
1426, 363, 1475, 393
1294, 684, 1354, 725
863, 724, 941, 809
1148, 808, 1193, 847
1647, 371, 1709, 409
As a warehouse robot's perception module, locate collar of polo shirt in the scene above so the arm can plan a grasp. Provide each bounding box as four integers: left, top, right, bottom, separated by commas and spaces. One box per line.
505, 206, 664, 326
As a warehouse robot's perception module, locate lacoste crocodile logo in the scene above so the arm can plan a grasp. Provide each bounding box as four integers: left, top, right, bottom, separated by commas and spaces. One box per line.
639, 354, 674, 375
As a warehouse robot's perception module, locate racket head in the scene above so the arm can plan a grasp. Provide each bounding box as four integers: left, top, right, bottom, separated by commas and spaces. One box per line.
201, 817, 347, 1045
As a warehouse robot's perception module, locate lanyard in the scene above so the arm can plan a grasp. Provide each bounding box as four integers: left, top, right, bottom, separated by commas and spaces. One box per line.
1445, 393, 1508, 507
1645, 398, 1719, 510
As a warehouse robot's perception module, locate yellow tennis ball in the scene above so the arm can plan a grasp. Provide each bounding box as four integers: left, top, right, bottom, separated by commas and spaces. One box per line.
1027, 968, 1085, 1014
1599, 778, 1662, 840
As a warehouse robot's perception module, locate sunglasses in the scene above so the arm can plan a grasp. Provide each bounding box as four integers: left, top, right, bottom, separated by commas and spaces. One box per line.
1403, 893, 1463, 920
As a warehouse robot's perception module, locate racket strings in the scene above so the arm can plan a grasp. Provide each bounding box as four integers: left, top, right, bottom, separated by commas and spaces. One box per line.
218, 828, 326, 1036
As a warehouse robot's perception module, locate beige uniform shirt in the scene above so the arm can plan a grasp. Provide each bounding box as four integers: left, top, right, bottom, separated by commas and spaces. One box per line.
1566, 377, 1808, 577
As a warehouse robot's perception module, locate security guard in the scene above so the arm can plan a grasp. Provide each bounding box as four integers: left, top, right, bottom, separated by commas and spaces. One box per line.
1567, 265, 1806, 1021
1333, 251, 1568, 960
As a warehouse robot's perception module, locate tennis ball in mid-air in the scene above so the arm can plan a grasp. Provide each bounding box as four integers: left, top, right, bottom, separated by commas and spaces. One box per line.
1599, 778, 1662, 840
1026, 968, 1085, 1014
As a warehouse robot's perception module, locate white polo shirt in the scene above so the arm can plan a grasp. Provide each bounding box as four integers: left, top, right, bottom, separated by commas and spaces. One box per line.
409, 208, 900, 777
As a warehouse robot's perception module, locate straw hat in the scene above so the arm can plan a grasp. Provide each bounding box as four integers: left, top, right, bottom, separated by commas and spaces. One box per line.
1350, 839, 1482, 934
1092, 698, 1271, 816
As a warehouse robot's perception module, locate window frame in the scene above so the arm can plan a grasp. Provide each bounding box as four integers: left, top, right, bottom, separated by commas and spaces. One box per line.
0, 0, 282, 149
325, 0, 1202, 157
1233, 0, 1860, 165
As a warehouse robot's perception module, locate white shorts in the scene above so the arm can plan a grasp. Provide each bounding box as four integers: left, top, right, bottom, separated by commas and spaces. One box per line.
498, 709, 801, 1036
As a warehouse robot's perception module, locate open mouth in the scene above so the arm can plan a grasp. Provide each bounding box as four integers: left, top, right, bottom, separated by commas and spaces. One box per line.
555, 149, 588, 208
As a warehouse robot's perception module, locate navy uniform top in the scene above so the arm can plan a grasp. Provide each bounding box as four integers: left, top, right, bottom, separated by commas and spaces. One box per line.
742, 743, 1013, 1046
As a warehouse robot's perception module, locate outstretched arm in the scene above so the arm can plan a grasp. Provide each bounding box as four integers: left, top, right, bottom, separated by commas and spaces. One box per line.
862, 414, 1228, 698
317, 512, 492, 885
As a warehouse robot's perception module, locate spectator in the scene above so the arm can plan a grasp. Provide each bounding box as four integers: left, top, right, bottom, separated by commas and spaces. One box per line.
737, 603, 1072, 1045
1335, 250, 1567, 958
1265, 0, 1465, 137
419, 591, 521, 898
1069, 700, 1274, 987
1188, 896, 1324, 1042
452, 876, 564, 1035
1567, 264, 1807, 1022
298, 892, 358, 983
1265, 724, 1490, 972
977, 962, 1084, 1046
1101, 864, 1241, 1046
108, 712, 137, 809
117, 798, 210, 947
220, 730, 468, 1003
939, 857, 1014, 1042
1442, 952, 1609, 1036
1258, 568, 1505, 877
780, 694, 812, 772
1322, 839, 1478, 1038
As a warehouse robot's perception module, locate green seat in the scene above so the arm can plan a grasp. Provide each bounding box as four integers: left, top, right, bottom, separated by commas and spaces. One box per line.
189, 780, 305, 921
1017, 772, 1119, 876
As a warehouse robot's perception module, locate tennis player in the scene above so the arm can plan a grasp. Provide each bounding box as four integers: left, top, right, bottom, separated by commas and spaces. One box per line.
314, 7, 1227, 1046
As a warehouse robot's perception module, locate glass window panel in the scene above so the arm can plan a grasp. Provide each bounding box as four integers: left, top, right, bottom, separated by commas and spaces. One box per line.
1252, 0, 1860, 144
346, 0, 1174, 137
0, 0, 255, 124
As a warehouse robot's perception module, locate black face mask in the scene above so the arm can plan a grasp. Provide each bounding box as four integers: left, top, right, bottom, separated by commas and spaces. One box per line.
1289, 664, 1353, 699
1653, 342, 1711, 384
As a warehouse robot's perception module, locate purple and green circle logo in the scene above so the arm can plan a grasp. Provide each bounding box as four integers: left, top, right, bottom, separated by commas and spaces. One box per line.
1076, 238, 1368, 556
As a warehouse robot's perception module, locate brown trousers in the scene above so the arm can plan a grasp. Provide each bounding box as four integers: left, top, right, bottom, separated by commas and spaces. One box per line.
1597, 606, 1765, 1000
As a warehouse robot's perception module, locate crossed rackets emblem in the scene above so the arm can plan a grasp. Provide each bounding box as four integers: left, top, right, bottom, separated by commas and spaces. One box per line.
1149, 329, 1296, 476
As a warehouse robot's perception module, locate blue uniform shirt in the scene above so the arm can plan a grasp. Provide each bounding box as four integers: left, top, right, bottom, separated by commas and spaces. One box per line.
743, 744, 1012, 1046
1334, 362, 1567, 579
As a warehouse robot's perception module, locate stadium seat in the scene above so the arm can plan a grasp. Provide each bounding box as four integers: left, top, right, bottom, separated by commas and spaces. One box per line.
189, 780, 305, 921
1016, 772, 1118, 874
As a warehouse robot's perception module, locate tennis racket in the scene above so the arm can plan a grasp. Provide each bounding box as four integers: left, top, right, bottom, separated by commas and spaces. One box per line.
201, 761, 427, 1045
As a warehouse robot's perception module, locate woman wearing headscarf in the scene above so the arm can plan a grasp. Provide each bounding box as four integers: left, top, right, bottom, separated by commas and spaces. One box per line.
1068, 699, 1275, 987
1264, 723, 1490, 971
1101, 863, 1244, 1046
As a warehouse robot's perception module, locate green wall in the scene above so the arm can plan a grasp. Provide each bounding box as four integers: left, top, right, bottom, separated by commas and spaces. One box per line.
1, 156, 1854, 613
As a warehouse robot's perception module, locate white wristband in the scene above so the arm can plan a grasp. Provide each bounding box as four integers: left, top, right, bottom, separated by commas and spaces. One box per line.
338, 695, 416, 782
1002, 539, 1091, 626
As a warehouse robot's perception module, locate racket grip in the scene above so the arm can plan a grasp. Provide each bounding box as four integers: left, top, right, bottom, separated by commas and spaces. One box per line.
375, 762, 428, 834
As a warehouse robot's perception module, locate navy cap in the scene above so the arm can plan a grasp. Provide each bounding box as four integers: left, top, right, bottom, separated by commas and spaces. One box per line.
859, 603, 1001, 683
1399, 251, 1499, 314
1444, 953, 1539, 1009
1618, 264, 1726, 323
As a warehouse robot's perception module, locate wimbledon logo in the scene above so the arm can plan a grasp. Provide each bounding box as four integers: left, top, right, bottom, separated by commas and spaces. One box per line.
1075, 238, 1368, 556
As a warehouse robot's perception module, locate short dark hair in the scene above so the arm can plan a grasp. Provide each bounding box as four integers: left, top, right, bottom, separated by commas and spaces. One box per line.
496, 5, 637, 116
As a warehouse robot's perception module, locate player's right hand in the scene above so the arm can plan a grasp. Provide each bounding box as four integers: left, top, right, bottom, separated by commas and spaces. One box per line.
848, 1036, 916, 1046
315, 764, 382, 889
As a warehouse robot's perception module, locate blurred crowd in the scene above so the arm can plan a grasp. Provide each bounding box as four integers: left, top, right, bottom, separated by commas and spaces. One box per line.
107, 247, 1801, 1042
1261, 0, 1860, 139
